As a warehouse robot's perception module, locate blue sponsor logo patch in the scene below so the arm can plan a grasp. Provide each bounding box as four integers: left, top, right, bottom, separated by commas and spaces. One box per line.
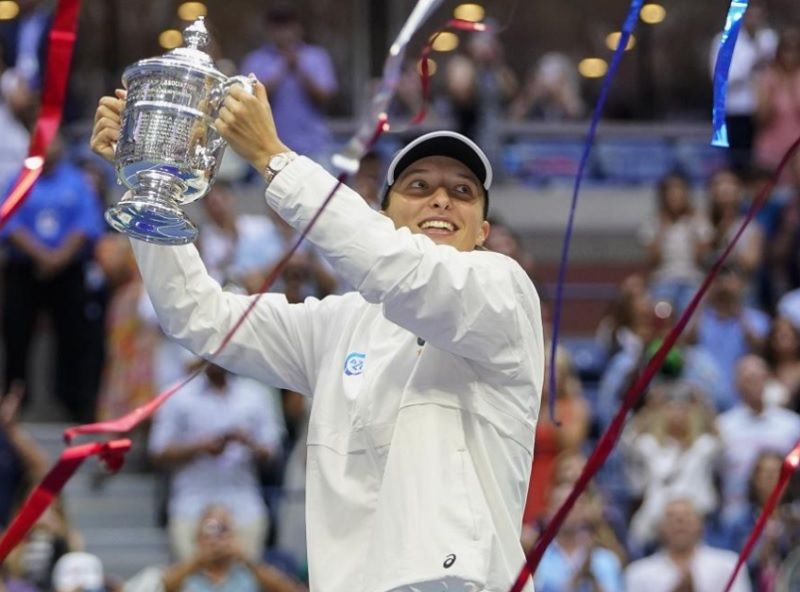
343, 352, 366, 376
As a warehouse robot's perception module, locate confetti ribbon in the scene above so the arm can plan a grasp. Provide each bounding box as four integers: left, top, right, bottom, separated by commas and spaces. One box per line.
412, 19, 490, 125
0, 439, 130, 562
722, 441, 800, 592
332, 0, 444, 175
711, 0, 750, 148
509, 132, 800, 592
0, 0, 81, 231
546, 0, 643, 424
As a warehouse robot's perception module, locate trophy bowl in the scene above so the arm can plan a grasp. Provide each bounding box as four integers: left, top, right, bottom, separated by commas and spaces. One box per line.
106, 17, 252, 245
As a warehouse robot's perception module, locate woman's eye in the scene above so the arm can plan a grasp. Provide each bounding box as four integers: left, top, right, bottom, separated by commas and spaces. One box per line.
409, 180, 427, 189
454, 184, 472, 195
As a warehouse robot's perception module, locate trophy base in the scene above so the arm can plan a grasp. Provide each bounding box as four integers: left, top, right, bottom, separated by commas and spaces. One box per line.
106, 196, 198, 246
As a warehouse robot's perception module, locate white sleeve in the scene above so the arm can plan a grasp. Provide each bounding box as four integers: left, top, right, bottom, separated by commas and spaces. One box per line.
266, 157, 543, 377
131, 239, 323, 395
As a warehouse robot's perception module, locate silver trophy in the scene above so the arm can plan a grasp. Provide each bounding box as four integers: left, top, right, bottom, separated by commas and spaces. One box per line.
106, 17, 253, 245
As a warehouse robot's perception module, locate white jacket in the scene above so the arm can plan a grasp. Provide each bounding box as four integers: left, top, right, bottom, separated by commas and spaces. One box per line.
132, 157, 544, 592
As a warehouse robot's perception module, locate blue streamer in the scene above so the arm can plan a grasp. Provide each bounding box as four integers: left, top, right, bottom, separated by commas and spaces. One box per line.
547, 0, 643, 424
711, 0, 749, 148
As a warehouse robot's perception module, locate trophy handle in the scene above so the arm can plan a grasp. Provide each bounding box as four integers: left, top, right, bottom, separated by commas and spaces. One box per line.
224, 74, 256, 96
202, 75, 257, 165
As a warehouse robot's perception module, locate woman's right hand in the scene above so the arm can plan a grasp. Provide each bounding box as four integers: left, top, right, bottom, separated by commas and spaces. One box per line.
89, 89, 126, 163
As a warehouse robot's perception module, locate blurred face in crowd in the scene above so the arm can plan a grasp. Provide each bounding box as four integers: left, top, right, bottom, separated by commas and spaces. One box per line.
203, 184, 236, 227
776, 30, 800, 72
268, 18, 303, 50
384, 156, 490, 252
710, 266, 744, 308
743, 2, 766, 35
196, 506, 235, 565
659, 175, 692, 219
708, 170, 744, 213
751, 453, 782, 505
660, 499, 703, 553
736, 355, 768, 412
484, 222, 520, 260
769, 317, 800, 360
548, 485, 589, 537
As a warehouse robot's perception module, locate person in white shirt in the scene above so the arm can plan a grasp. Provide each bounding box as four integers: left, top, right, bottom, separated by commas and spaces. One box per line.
717, 354, 800, 521
90, 82, 544, 592
625, 497, 751, 592
149, 363, 284, 562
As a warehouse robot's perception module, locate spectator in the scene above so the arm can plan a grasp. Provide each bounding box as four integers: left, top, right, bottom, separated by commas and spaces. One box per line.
524, 347, 589, 524
484, 217, 536, 280
0, 0, 47, 126
708, 0, 777, 170
761, 316, 800, 407
695, 263, 770, 411
6, 504, 79, 592
349, 151, 384, 210
639, 172, 713, 314
769, 154, 800, 297
197, 181, 283, 293
240, 5, 337, 162
161, 506, 302, 592
624, 497, 751, 592
51, 552, 108, 592
595, 275, 654, 357
755, 28, 800, 181
509, 52, 584, 121
716, 451, 799, 590
94, 235, 158, 422
534, 484, 624, 592
0, 564, 37, 592
0, 134, 106, 422
0, 48, 29, 189
444, 28, 518, 172
707, 168, 764, 281
148, 364, 284, 561
623, 381, 721, 553
0, 383, 48, 530
717, 355, 800, 521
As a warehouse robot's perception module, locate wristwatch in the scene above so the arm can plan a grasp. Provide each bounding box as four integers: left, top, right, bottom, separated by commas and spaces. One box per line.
263, 151, 298, 187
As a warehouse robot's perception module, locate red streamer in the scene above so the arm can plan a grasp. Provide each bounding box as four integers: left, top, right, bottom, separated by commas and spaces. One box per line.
722, 442, 800, 592
508, 135, 800, 592
0, 439, 130, 562
411, 19, 488, 125
0, 0, 81, 231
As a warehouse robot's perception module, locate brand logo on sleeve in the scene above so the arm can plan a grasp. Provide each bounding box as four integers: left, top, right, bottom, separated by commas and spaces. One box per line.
443, 554, 456, 568
343, 352, 366, 376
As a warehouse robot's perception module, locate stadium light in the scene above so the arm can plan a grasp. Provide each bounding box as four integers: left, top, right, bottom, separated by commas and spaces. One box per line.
605, 32, 636, 51
0, 1, 19, 20
431, 32, 459, 52
417, 58, 438, 76
453, 3, 485, 22
159, 29, 184, 50
178, 2, 207, 21
640, 3, 666, 24
578, 58, 608, 78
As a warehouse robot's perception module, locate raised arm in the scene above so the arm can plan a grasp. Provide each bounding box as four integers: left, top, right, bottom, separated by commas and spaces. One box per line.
131, 240, 323, 395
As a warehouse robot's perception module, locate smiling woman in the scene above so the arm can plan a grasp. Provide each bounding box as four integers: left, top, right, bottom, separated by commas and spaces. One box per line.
380, 131, 492, 252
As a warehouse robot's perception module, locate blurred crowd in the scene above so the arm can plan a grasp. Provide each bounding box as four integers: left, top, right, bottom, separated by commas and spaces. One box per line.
1, 1, 800, 592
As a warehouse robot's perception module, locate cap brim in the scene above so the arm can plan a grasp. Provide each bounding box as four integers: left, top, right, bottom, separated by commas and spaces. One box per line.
386, 131, 492, 190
